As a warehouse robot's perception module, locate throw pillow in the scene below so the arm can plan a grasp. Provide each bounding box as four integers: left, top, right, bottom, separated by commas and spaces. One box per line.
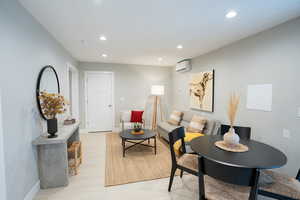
130, 110, 144, 123
187, 115, 207, 133
167, 111, 183, 126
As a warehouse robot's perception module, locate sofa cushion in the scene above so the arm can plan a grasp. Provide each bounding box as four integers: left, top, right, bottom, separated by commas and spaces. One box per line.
182, 111, 194, 122
157, 121, 179, 133
167, 110, 183, 125
187, 115, 207, 133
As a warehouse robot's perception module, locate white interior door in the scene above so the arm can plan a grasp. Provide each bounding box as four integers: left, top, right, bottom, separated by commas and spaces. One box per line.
0, 91, 7, 200
86, 72, 113, 132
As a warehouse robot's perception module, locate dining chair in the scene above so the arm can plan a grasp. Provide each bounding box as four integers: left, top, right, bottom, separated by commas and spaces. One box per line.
197, 156, 261, 200
168, 126, 198, 192
220, 124, 251, 140
258, 168, 300, 200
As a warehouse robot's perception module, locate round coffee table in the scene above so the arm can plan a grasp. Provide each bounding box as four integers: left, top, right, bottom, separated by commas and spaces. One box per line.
119, 129, 157, 157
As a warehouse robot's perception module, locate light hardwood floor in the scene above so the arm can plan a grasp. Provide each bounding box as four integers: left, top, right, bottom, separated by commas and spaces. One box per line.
34, 132, 197, 200
34, 132, 270, 200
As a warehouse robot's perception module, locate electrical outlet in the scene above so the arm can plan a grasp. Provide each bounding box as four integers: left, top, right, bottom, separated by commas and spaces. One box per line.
283, 129, 291, 139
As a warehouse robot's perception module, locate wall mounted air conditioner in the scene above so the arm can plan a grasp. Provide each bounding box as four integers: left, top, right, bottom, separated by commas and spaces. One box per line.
176, 59, 191, 72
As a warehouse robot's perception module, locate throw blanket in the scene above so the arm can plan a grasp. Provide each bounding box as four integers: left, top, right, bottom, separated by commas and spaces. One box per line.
173, 132, 204, 155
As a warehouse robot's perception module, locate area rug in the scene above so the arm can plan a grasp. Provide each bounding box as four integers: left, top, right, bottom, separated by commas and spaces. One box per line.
105, 132, 176, 186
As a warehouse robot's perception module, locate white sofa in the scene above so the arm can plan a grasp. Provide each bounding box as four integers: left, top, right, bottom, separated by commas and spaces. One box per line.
157, 110, 221, 142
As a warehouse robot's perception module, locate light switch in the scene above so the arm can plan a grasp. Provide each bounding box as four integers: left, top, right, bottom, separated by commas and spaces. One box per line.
283, 129, 291, 139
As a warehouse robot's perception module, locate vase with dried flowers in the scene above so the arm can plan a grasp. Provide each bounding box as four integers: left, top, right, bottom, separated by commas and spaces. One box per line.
39, 92, 68, 138
223, 93, 240, 145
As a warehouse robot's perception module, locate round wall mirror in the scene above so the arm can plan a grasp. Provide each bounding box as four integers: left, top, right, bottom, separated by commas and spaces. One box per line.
36, 65, 60, 119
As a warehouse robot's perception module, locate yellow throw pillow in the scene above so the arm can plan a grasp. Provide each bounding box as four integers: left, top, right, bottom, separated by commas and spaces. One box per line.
173, 132, 204, 155
187, 115, 207, 133
167, 110, 183, 126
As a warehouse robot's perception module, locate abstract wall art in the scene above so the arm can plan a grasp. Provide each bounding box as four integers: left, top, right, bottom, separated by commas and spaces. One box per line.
189, 70, 214, 112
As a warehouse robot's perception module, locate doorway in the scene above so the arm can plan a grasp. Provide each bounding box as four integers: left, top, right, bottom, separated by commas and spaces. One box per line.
66, 64, 80, 120
85, 71, 114, 132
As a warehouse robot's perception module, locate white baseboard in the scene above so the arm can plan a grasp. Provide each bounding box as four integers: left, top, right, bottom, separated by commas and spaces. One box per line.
24, 181, 40, 200
112, 127, 120, 132
80, 127, 120, 134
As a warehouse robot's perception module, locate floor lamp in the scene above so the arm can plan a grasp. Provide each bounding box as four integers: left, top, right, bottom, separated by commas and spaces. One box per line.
150, 85, 164, 130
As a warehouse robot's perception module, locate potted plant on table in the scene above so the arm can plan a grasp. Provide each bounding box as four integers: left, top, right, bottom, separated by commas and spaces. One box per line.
133, 122, 142, 132
39, 92, 68, 138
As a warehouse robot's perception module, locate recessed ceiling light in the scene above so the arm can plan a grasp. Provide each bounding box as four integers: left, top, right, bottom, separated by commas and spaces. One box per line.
102, 54, 107, 58
177, 45, 183, 49
226, 10, 237, 19
99, 35, 107, 41
158, 57, 163, 61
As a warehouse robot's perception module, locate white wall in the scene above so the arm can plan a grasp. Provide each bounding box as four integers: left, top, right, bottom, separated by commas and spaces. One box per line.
172, 17, 300, 176
0, 0, 78, 199
78, 62, 173, 129
0, 90, 7, 200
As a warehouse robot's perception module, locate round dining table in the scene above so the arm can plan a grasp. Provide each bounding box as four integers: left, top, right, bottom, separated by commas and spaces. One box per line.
190, 135, 287, 169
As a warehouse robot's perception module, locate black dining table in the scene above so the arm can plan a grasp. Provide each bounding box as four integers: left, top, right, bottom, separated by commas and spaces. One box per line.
190, 135, 287, 169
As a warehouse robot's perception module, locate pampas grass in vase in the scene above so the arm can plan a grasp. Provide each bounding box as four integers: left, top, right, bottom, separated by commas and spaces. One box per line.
223, 93, 240, 145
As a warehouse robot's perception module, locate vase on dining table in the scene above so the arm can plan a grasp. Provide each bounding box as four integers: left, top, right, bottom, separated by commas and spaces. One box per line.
223, 127, 240, 145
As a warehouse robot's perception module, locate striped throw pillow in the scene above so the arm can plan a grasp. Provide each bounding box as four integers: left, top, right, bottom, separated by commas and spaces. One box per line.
167, 111, 183, 126
187, 115, 207, 133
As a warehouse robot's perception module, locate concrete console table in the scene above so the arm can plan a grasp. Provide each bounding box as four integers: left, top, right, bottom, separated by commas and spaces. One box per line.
33, 122, 80, 189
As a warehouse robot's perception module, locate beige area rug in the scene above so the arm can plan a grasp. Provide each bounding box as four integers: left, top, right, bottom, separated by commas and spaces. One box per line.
105, 132, 177, 187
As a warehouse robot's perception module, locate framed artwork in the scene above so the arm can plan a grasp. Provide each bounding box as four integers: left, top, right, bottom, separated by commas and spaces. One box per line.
189, 70, 214, 112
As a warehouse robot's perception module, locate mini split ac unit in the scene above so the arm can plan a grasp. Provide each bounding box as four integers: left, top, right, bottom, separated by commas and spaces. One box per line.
175, 59, 192, 72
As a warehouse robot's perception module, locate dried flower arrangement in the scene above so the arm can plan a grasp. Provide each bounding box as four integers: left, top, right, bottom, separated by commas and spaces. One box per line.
39, 91, 68, 119
227, 93, 240, 127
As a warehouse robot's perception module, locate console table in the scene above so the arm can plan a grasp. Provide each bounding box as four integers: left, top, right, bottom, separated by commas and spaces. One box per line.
33, 122, 80, 189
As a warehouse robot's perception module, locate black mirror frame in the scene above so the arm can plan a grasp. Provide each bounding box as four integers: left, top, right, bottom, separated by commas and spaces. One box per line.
36, 65, 61, 120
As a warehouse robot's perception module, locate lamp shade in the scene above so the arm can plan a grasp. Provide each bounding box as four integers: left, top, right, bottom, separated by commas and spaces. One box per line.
151, 85, 164, 96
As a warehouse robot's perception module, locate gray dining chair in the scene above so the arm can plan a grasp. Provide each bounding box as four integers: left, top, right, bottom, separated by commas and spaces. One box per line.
220, 124, 251, 140
168, 126, 198, 192
258, 168, 300, 200
198, 156, 261, 200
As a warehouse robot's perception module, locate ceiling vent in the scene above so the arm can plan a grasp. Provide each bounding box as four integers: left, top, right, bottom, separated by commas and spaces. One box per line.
175, 59, 192, 72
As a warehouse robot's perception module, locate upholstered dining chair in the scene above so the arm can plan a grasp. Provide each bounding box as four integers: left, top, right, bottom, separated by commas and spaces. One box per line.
220, 124, 251, 140
168, 126, 198, 192
197, 156, 261, 200
258, 168, 300, 200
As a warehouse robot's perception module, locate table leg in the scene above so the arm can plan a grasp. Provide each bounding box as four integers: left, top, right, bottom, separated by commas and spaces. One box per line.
154, 137, 157, 155
148, 138, 150, 144
122, 139, 125, 157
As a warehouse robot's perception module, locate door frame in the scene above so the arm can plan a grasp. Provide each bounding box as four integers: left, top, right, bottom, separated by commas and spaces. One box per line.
84, 71, 115, 132
0, 89, 7, 200
66, 63, 80, 120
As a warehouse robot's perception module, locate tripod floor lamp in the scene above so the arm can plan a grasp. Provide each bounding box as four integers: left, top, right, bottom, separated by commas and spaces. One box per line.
150, 85, 164, 130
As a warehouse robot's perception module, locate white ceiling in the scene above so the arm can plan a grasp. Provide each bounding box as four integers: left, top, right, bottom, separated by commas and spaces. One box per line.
20, 0, 300, 66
